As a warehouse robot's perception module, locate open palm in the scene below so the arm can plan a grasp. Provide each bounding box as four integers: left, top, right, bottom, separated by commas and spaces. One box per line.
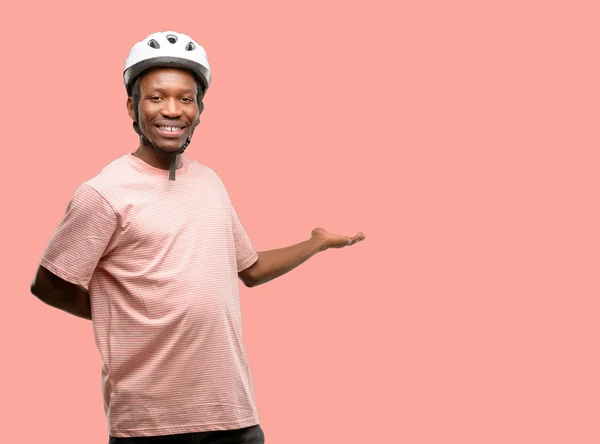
311, 228, 365, 250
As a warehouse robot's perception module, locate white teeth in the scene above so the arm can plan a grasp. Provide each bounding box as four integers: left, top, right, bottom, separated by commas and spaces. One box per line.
159, 126, 182, 132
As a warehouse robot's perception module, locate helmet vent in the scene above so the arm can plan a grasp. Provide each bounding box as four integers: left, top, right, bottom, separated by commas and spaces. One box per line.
148, 39, 160, 49
185, 41, 196, 51
166, 34, 178, 44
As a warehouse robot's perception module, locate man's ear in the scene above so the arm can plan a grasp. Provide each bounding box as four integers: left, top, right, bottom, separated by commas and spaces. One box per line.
127, 97, 136, 122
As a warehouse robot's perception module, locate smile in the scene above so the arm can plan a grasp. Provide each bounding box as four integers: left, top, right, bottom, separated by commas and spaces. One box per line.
157, 125, 184, 132
155, 125, 186, 138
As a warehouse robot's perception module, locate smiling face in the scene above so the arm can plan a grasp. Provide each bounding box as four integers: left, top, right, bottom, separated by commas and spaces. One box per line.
127, 67, 201, 153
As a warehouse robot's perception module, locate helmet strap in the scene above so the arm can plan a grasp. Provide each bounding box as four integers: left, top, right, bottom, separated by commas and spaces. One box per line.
132, 121, 195, 181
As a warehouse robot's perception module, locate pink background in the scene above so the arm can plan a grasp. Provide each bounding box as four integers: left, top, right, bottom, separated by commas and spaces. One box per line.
2, 0, 599, 443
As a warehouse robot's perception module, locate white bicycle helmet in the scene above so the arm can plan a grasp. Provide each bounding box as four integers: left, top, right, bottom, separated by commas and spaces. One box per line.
123, 31, 211, 180
124, 31, 211, 95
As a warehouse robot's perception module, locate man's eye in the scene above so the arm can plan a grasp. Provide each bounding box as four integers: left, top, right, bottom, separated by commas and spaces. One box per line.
182, 97, 194, 102
150, 96, 162, 101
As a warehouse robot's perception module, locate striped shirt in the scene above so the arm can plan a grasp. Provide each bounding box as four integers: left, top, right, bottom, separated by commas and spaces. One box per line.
40, 153, 260, 438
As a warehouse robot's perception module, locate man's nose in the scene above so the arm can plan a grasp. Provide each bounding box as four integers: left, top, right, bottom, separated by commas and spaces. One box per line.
161, 98, 182, 117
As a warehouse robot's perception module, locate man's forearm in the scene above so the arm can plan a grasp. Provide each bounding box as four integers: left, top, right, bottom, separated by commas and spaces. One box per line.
245, 236, 325, 287
31, 277, 92, 321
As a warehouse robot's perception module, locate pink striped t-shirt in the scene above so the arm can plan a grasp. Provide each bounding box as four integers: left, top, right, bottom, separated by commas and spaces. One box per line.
40, 153, 260, 438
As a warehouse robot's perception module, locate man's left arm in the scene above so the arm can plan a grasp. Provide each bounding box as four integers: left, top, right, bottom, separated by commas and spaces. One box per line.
238, 228, 365, 287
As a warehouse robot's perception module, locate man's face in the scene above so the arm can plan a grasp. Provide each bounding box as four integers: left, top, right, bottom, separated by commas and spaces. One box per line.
128, 68, 200, 152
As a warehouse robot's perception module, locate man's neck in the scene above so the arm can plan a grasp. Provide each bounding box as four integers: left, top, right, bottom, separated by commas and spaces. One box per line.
132, 145, 183, 170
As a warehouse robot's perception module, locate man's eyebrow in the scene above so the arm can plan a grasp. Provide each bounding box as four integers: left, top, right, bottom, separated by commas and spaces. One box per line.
146, 87, 197, 95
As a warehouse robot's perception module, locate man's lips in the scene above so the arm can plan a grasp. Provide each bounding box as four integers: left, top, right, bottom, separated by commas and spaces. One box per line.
154, 124, 186, 138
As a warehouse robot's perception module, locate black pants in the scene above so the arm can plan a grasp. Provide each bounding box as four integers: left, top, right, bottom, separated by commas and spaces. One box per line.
109, 425, 265, 444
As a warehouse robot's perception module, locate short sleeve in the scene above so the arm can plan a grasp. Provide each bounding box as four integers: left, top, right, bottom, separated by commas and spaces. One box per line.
40, 182, 119, 290
231, 203, 258, 272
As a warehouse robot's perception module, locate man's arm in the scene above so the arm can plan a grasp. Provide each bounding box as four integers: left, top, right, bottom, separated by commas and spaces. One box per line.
30, 266, 92, 320
238, 227, 365, 288
32, 183, 118, 321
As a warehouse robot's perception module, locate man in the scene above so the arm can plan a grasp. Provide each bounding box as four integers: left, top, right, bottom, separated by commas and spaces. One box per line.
30, 31, 365, 443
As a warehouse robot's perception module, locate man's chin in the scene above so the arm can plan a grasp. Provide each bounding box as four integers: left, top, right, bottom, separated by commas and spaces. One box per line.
150, 136, 186, 150
158, 144, 183, 153
146, 141, 185, 157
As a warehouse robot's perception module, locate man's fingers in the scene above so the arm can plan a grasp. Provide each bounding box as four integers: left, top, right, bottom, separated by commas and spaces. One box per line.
347, 232, 365, 245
